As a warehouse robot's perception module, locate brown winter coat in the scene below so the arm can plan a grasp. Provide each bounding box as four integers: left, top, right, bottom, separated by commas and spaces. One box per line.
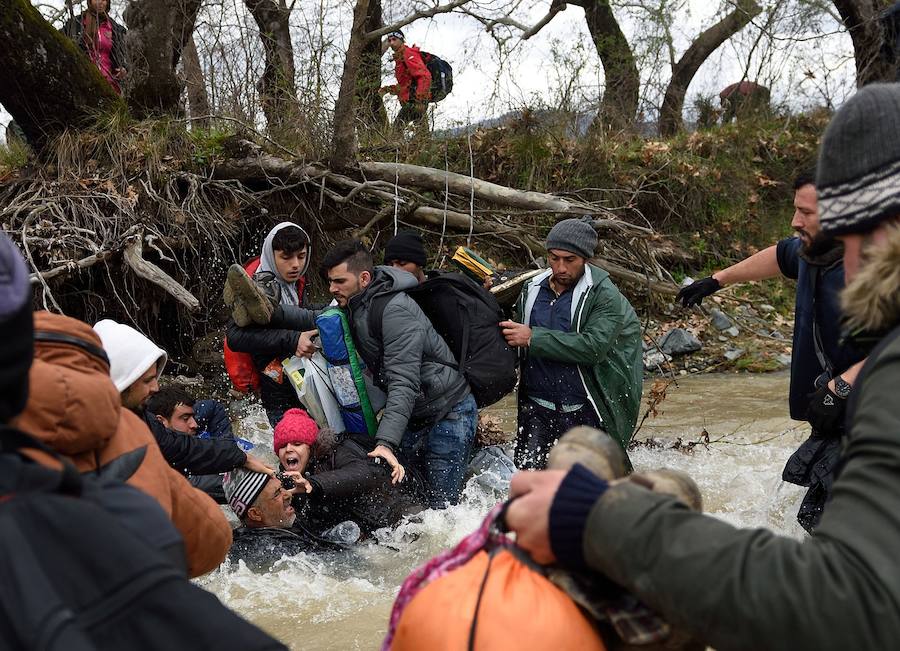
14, 312, 232, 577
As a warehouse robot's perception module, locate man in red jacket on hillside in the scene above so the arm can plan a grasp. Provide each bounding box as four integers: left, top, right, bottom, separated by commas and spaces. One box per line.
379, 29, 432, 130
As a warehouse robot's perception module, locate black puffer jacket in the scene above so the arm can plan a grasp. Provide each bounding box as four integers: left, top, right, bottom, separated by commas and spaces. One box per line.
143, 412, 246, 476
295, 433, 424, 534
63, 12, 127, 72
347, 266, 470, 448
225, 307, 320, 416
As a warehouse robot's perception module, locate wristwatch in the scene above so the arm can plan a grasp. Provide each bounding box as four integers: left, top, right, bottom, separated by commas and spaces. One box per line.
833, 375, 852, 399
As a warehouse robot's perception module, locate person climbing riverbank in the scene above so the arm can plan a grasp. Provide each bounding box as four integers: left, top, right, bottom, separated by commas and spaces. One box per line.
224, 222, 316, 428
677, 170, 867, 531
503, 82, 900, 651
379, 30, 431, 131
63, 0, 127, 93
500, 217, 643, 470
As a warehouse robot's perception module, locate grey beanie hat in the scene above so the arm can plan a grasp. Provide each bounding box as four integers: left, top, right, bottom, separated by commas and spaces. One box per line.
818, 83, 900, 236
545, 217, 597, 259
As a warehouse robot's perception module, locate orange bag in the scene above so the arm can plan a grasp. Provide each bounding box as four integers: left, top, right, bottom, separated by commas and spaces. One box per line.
391, 547, 607, 651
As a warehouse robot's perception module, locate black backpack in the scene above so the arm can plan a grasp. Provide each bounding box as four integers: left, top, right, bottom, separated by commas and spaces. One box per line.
420, 51, 453, 102
0, 428, 285, 651
369, 273, 517, 408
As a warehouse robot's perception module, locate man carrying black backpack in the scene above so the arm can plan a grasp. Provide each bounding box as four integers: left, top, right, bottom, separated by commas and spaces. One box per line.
295, 240, 478, 509
379, 29, 432, 130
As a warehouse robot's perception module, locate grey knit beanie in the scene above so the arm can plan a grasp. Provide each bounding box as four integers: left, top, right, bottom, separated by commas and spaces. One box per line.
545, 217, 597, 259
818, 83, 900, 236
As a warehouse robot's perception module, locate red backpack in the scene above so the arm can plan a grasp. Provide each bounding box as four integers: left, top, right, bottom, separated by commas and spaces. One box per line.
223, 258, 306, 393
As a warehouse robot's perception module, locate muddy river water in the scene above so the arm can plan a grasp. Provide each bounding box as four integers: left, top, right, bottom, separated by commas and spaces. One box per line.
198, 371, 809, 649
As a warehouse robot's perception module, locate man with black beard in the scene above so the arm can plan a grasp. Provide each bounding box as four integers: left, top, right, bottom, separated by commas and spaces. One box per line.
677, 169, 866, 530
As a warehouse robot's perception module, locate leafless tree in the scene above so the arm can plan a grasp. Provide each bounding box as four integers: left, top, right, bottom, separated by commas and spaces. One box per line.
659, 0, 762, 136
181, 34, 211, 125
123, 0, 202, 116
832, 0, 898, 84
243, 0, 301, 133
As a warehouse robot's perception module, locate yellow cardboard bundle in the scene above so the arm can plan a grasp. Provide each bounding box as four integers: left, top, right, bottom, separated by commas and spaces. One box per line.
451, 246, 493, 282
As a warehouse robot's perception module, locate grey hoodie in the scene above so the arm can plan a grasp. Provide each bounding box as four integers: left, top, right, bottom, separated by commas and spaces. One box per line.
256, 222, 311, 306
347, 266, 470, 448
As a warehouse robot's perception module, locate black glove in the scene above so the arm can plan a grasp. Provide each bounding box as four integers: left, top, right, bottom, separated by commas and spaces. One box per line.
805, 384, 847, 438
676, 276, 721, 307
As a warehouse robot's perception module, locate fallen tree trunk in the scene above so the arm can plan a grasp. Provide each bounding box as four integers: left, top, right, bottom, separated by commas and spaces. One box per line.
359, 162, 603, 215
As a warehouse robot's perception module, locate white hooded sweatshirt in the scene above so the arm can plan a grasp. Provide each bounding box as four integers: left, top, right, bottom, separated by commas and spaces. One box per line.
93, 319, 168, 393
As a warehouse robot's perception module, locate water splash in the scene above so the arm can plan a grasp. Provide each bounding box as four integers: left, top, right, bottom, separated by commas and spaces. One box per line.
200, 372, 808, 649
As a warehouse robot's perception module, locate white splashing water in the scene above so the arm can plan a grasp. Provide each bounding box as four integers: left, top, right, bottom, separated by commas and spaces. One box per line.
197, 371, 808, 649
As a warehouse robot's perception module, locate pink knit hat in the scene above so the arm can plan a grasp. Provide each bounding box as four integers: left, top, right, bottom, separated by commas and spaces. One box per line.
273, 408, 319, 453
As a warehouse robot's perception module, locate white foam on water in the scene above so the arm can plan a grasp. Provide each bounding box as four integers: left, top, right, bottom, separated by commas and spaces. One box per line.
199, 372, 810, 649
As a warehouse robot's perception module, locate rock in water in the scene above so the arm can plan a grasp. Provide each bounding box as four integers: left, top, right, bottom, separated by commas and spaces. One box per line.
658, 328, 702, 356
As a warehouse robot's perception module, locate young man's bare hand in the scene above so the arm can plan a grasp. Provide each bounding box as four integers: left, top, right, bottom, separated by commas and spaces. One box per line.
368, 444, 406, 484
296, 329, 319, 357
499, 320, 532, 347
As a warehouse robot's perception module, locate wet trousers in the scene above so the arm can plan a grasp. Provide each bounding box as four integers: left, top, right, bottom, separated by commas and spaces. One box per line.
515, 399, 601, 470
401, 394, 478, 509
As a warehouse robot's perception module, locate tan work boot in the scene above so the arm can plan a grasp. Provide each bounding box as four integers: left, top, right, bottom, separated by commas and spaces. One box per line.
223, 264, 274, 326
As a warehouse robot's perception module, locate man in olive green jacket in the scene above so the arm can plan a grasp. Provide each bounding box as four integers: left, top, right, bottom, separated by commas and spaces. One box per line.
501, 218, 643, 469
504, 84, 900, 650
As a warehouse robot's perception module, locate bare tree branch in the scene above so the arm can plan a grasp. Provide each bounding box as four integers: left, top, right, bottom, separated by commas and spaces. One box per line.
366, 0, 471, 40
484, 0, 567, 40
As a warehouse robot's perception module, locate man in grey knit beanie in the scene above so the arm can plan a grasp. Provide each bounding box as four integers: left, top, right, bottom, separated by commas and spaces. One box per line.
499, 216, 642, 470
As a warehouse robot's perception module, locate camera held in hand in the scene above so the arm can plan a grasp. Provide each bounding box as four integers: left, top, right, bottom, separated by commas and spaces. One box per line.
274, 471, 296, 491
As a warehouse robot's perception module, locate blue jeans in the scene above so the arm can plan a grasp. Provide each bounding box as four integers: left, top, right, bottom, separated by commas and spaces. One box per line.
401, 394, 478, 509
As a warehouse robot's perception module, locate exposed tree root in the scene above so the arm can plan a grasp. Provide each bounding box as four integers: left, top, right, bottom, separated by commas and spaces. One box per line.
3, 131, 679, 358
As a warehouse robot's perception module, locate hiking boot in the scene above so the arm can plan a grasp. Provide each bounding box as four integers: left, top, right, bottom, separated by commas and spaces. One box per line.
223, 264, 275, 327
251, 271, 283, 307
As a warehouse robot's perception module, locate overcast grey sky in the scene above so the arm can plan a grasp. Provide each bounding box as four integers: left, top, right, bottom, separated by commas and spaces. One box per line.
2, 0, 856, 136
